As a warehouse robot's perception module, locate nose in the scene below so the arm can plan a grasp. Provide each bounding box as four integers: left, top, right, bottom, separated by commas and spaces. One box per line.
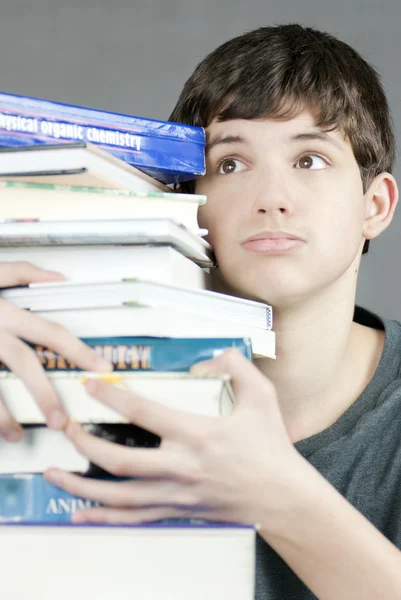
251, 169, 294, 215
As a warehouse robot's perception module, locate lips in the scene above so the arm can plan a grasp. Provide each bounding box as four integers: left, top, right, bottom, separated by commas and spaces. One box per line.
241, 230, 305, 255
242, 231, 304, 244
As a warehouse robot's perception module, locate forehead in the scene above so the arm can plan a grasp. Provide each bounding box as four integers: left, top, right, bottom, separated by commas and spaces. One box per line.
205, 110, 349, 152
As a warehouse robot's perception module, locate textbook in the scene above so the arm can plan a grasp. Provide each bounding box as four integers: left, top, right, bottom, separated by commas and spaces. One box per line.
29, 305, 276, 358
2, 278, 273, 330
0, 371, 235, 425
0, 181, 205, 231
0, 142, 170, 192
0, 91, 205, 183
0, 522, 255, 600
0, 423, 161, 473
0, 337, 252, 372
0, 473, 100, 523
0, 245, 211, 287
0, 218, 213, 267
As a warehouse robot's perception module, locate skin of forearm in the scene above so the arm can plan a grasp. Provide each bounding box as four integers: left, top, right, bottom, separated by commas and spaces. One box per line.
257, 462, 401, 600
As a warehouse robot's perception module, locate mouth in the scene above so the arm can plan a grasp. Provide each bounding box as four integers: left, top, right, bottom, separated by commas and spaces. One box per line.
241, 231, 305, 255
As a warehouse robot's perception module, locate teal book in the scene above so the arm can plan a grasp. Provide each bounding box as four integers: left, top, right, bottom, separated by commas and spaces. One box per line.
0, 337, 252, 372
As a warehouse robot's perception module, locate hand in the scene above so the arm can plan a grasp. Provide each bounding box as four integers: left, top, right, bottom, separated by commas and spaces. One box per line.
44, 349, 305, 528
0, 262, 112, 441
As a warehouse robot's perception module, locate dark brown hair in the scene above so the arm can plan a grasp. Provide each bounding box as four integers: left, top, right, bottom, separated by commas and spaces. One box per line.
169, 24, 396, 254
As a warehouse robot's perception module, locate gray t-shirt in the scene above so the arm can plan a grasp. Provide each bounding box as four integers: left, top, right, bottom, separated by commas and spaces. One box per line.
256, 306, 401, 599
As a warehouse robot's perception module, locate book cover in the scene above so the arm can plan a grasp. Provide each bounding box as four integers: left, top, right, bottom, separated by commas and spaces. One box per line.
0, 246, 211, 288
0, 337, 252, 372
0, 92, 205, 183
0, 218, 214, 267
0, 521, 255, 600
0, 372, 235, 424
0, 473, 101, 523
3, 278, 273, 330
0, 181, 206, 232
0, 473, 254, 524
0, 423, 161, 475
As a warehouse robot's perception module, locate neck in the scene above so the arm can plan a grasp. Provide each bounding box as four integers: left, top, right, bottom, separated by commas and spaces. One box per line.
254, 271, 383, 443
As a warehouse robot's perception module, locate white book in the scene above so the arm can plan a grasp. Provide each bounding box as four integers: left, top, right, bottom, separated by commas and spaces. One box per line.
0, 245, 211, 287
0, 142, 170, 192
0, 218, 213, 266
0, 427, 93, 473
0, 181, 205, 232
0, 371, 234, 425
29, 305, 276, 358
0, 523, 255, 600
2, 278, 273, 330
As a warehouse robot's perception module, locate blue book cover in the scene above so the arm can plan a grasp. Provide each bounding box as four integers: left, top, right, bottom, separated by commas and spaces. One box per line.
0, 473, 100, 523
0, 92, 205, 184
7, 337, 252, 372
0, 474, 254, 526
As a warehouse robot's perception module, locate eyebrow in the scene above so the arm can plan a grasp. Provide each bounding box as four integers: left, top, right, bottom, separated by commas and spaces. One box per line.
290, 131, 344, 150
205, 134, 247, 155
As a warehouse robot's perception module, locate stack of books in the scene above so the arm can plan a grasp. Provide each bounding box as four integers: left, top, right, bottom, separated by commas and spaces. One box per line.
0, 93, 273, 599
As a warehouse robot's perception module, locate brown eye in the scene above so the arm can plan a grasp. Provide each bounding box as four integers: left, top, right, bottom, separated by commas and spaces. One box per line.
295, 154, 327, 170
298, 155, 313, 169
221, 159, 237, 173
218, 158, 247, 174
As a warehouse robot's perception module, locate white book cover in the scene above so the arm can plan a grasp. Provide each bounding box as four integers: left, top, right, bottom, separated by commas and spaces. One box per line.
3, 277, 273, 330
0, 218, 213, 266
0, 371, 234, 424
0, 181, 206, 232
0, 142, 170, 192
35, 305, 276, 358
0, 523, 255, 600
0, 245, 211, 288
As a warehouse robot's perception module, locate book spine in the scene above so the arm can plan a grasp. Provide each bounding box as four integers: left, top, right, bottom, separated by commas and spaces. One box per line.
0, 473, 100, 523
0, 424, 160, 522
0, 337, 252, 371
0, 92, 205, 183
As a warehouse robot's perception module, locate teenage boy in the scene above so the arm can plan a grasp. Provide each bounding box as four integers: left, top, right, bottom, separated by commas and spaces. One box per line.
1, 24, 401, 599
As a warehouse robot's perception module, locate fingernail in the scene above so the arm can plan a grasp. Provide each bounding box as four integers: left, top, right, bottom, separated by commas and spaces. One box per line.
94, 356, 113, 372
4, 429, 23, 443
48, 410, 69, 430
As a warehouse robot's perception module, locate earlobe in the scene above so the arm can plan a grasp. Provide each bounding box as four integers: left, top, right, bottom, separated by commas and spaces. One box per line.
363, 173, 399, 241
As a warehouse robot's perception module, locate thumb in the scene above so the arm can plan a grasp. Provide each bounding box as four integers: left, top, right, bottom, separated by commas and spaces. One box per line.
190, 348, 277, 412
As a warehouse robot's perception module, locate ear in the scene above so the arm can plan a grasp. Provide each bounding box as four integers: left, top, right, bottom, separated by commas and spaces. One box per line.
363, 172, 399, 242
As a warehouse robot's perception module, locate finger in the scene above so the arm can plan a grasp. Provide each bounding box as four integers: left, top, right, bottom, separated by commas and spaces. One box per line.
190, 348, 276, 410
0, 387, 23, 441
84, 378, 203, 439
44, 470, 186, 508
0, 330, 68, 429
0, 261, 65, 287
0, 300, 112, 373
63, 422, 182, 478
71, 505, 185, 525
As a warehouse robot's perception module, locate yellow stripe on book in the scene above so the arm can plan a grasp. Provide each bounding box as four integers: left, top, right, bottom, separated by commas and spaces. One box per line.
80, 373, 124, 386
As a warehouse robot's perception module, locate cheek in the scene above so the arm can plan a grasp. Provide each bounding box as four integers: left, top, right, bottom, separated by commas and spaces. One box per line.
197, 192, 238, 243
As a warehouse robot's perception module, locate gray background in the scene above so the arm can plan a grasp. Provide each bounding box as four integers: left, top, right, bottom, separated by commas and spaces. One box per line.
0, 0, 399, 319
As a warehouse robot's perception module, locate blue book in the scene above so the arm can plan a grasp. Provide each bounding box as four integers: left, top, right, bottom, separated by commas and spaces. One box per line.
0, 473, 101, 523
0, 473, 256, 526
2, 337, 252, 371
11, 337, 252, 372
0, 92, 205, 183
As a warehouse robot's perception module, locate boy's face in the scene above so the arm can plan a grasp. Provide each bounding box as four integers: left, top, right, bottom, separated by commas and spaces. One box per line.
195, 110, 370, 307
